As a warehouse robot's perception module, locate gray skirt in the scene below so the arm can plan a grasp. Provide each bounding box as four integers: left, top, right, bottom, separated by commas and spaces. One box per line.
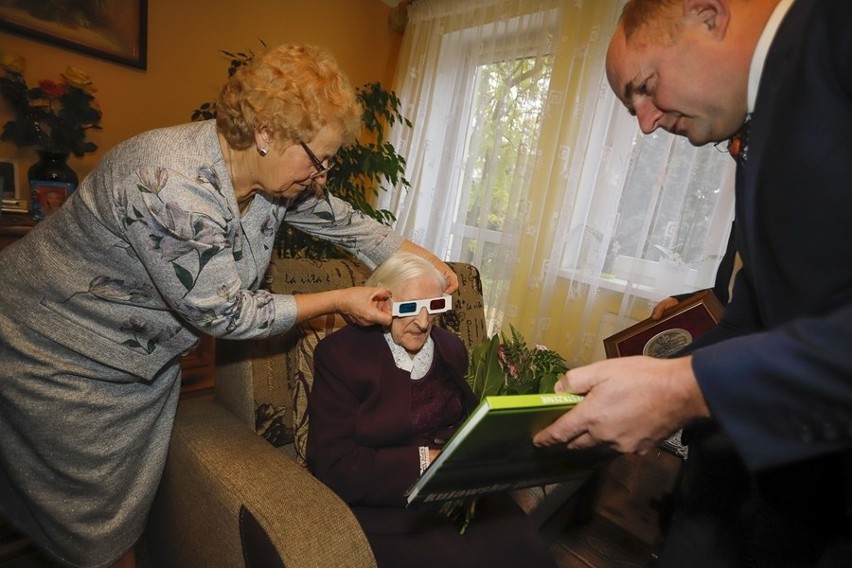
0, 316, 181, 568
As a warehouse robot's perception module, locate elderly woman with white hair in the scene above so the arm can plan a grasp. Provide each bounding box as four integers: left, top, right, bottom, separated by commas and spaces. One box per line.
307, 251, 556, 568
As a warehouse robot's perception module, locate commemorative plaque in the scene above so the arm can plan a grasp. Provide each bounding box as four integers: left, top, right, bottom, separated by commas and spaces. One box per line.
603, 290, 724, 359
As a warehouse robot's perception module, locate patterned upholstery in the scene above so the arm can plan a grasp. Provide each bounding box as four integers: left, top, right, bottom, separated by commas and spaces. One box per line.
148, 256, 590, 568
253, 257, 488, 463
293, 313, 345, 463
210, 256, 594, 538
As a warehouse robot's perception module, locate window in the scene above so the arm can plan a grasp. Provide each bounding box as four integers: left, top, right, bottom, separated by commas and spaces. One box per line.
388, 0, 734, 353
383, 7, 561, 306
448, 52, 554, 273
556, 90, 736, 301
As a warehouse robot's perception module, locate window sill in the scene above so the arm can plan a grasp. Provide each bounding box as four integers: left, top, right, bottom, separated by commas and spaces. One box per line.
558, 256, 713, 301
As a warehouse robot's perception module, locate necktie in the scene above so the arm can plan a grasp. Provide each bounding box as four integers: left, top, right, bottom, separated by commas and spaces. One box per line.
728, 115, 752, 164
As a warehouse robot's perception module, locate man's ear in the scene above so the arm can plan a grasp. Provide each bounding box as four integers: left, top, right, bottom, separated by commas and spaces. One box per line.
684, 0, 729, 39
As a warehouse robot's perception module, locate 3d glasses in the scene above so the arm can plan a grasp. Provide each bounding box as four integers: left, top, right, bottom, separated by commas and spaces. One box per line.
391, 294, 453, 317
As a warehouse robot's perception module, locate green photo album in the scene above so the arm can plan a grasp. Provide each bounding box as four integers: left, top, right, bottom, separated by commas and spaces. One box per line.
406, 392, 616, 505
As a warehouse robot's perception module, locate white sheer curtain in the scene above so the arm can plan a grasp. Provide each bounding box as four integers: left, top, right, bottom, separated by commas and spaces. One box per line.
386, 0, 735, 366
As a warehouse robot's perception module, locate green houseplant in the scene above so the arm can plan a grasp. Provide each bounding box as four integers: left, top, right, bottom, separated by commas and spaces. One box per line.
192, 47, 411, 259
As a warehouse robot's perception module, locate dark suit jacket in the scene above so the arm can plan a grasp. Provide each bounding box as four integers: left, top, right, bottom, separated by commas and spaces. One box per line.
306, 324, 476, 533
663, 0, 852, 565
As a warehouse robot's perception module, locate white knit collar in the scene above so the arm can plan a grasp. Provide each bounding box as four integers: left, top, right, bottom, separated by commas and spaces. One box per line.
383, 330, 434, 381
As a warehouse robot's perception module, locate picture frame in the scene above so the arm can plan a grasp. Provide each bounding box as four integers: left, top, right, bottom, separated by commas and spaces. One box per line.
0, 159, 27, 214
603, 290, 724, 359
0, 1, 147, 70
31, 180, 73, 219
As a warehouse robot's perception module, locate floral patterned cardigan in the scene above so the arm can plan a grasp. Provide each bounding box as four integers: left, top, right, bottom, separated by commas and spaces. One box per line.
0, 119, 403, 565
4, 119, 402, 383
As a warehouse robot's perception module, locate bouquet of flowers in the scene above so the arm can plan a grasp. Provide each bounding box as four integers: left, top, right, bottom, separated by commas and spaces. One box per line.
0, 53, 102, 157
442, 325, 569, 533
466, 325, 568, 398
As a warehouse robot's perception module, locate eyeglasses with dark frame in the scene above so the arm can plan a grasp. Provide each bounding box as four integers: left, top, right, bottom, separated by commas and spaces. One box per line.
713, 136, 742, 159
299, 142, 333, 180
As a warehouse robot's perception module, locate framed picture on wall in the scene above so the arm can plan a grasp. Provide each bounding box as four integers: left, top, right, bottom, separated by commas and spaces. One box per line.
0, 1, 147, 70
0, 159, 27, 214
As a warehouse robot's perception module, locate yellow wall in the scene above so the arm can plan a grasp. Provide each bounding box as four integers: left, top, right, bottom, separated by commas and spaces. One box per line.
1, 0, 401, 198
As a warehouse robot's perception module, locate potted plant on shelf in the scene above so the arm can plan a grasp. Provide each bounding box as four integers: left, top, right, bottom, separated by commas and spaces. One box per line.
192, 46, 411, 259
0, 53, 103, 220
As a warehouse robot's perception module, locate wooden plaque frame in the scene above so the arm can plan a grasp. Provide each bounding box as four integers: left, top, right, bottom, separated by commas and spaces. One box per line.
604, 290, 724, 359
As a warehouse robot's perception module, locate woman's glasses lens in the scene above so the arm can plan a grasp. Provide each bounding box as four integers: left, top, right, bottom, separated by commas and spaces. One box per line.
398, 302, 418, 315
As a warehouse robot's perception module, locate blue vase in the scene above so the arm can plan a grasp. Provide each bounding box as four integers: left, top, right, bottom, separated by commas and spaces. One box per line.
28, 150, 78, 221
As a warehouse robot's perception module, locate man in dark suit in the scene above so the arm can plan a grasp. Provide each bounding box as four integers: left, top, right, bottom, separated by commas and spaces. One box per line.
534, 0, 852, 566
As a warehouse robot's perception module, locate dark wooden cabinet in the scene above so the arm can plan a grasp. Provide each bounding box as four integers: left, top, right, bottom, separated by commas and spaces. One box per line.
0, 212, 216, 398
594, 451, 682, 547
0, 213, 34, 251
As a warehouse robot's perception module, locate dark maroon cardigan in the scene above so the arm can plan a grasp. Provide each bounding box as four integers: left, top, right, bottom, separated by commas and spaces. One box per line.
306, 323, 475, 533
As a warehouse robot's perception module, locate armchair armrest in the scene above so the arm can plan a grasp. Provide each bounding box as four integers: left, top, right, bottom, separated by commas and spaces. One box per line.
147, 397, 376, 568
212, 339, 258, 429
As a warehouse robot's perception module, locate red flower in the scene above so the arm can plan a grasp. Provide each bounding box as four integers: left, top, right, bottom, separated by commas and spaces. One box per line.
38, 79, 66, 99
0, 58, 102, 156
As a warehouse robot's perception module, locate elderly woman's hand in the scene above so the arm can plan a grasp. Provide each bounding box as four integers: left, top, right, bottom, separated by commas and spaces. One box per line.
438, 264, 459, 294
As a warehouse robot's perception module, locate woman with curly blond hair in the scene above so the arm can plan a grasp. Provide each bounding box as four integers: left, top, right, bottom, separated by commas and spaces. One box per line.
0, 44, 454, 568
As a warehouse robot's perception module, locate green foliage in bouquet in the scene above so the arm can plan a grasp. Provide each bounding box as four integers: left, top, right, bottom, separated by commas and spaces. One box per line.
443, 325, 569, 533
466, 325, 568, 398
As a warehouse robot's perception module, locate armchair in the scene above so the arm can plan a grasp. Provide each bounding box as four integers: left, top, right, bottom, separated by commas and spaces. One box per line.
146, 257, 591, 567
